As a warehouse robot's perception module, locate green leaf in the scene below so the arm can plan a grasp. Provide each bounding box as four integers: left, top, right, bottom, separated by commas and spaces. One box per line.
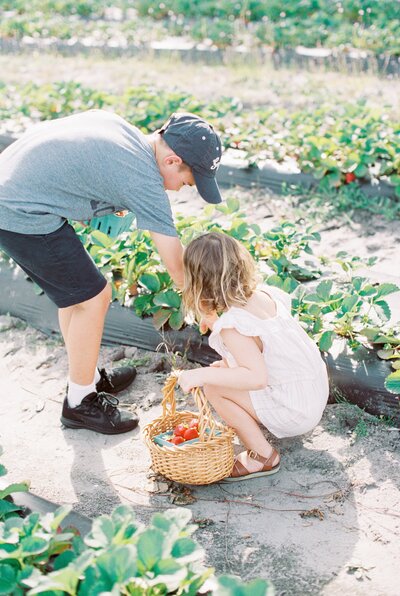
359, 285, 376, 296
53, 550, 76, 571
0, 481, 29, 500
136, 528, 165, 571
265, 275, 284, 290
0, 464, 7, 477
153, 308, 171, 330
168, 310, 184, 330
153, 558, 182, 575
153, 290, 181, 309
28, 566, 80, 595
50, 506, 72, 532
375, 283, 399, 298
133, 293, 154, 315
152, 508, 192, 534
374, 300, 391, 321
216, 575, 273, 595
171, 537, 197, 558
89, 229, 112, 248
384, 370, 400, 395
316, 280, 333, 301
21, 536, 49, 556
139, 272, 161, 293
226, 197, 240, 212
0, 564, 17, 595
377, 349, 397, 360
0, 499, 21, 519
354, 163, 368, 177
243, 578, 274, 596
96, 545, 137, 584
84, 516, 115, 549
341, 295, 359, 313
319, 331, 334, 352
389, 174, 400, 186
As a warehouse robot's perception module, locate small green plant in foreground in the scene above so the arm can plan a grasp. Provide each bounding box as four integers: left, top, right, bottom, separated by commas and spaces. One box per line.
0, 448, 274, 595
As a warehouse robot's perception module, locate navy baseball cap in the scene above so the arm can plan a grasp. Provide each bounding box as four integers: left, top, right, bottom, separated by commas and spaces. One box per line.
160, 112, 222, 204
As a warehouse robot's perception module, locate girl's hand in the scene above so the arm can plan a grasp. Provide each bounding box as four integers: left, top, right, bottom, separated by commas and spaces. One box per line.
199, 311, 218, 334
178, 369, 204, 393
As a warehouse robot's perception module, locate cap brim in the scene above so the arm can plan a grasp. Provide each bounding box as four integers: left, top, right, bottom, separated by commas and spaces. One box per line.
193, 171, 222, 204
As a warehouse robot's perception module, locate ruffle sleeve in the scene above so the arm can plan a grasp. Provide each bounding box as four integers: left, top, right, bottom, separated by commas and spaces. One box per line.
208, 310, 264, 358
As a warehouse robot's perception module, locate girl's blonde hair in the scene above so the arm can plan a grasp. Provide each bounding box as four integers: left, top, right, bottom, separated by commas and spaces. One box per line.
182, 231, 258, 320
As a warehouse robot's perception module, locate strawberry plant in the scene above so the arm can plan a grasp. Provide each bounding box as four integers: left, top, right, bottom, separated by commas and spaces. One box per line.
360, 327, 400, 394
1, 82, 399, 194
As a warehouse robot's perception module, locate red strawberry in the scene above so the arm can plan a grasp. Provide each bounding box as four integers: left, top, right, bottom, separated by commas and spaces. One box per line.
345, 172, 356, 183
183, 428, 199, 441
173, 423, 188, 437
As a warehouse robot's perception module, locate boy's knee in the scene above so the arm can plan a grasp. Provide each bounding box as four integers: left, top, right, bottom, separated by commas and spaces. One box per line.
102, 282, 112, 302
75, 282, 111, 311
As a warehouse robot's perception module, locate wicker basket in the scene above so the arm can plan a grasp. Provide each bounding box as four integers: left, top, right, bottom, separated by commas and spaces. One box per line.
143, 371, 235, 485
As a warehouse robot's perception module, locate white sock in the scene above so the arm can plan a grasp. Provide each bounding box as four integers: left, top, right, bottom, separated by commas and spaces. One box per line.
94, 367, 101, 385
67, 380, 96, 408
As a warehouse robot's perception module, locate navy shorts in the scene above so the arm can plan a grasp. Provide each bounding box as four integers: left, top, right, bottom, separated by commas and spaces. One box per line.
0, 221, 107, 308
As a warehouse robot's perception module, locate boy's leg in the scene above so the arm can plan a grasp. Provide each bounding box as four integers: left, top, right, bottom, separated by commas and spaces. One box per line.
0, 223, 138, 434
58, 284, 111, 385
203, 384, 279, 472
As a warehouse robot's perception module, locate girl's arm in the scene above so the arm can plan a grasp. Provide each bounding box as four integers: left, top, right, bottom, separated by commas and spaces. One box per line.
179, 327, 267, 392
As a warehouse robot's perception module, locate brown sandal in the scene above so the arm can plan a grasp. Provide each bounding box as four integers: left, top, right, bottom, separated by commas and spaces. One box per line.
222, 448, 280, 482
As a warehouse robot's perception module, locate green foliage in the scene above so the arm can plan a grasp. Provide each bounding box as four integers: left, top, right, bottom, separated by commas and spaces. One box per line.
74, 198, 400, 396
0, 448, 29, 522
0, 0, 398, 54
2, 82, 399, 193
0, 448, 271, 594
216, 574, 274, 595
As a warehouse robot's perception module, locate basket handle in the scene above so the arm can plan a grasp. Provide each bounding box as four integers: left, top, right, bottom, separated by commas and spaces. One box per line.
161, 370, 219, 441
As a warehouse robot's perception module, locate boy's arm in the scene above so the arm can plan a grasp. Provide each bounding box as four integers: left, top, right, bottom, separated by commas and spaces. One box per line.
149, 231, 184, 289
179, 327, 268, 392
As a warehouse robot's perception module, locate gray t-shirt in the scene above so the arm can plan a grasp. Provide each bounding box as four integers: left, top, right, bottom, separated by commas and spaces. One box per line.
0, 110, 177, 236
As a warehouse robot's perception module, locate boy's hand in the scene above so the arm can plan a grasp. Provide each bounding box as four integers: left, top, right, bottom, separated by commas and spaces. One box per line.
178, 369, 204, 393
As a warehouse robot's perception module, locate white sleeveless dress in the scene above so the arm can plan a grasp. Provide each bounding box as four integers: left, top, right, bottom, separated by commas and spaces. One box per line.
208, 285, 329, 438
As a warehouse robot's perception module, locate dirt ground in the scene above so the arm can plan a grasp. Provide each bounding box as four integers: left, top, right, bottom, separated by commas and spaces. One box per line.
1, 190, 399, 595
0, 319, 399, 595
1, 52, 399, 594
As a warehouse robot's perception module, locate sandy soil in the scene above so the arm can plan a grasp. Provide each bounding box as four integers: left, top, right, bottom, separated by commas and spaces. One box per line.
0, 318, 399, 595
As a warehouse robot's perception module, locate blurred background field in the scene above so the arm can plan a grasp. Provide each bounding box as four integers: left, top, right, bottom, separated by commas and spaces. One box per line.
1, 1, 399, 201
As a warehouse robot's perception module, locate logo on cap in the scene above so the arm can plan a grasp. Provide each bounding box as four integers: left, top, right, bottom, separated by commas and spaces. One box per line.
210, 156, 220, 170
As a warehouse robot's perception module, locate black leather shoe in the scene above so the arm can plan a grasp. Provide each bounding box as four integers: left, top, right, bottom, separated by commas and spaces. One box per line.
96, 366, 137, 394
61, 392, 139, 435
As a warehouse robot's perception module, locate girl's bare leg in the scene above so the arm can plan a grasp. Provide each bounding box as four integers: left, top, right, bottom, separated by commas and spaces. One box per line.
203, 384, 280, 473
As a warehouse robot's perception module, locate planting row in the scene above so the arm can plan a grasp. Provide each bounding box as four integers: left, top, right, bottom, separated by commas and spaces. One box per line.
1, 0, 399, 55
1, 81, 399, 196
2, 199, 397, 394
